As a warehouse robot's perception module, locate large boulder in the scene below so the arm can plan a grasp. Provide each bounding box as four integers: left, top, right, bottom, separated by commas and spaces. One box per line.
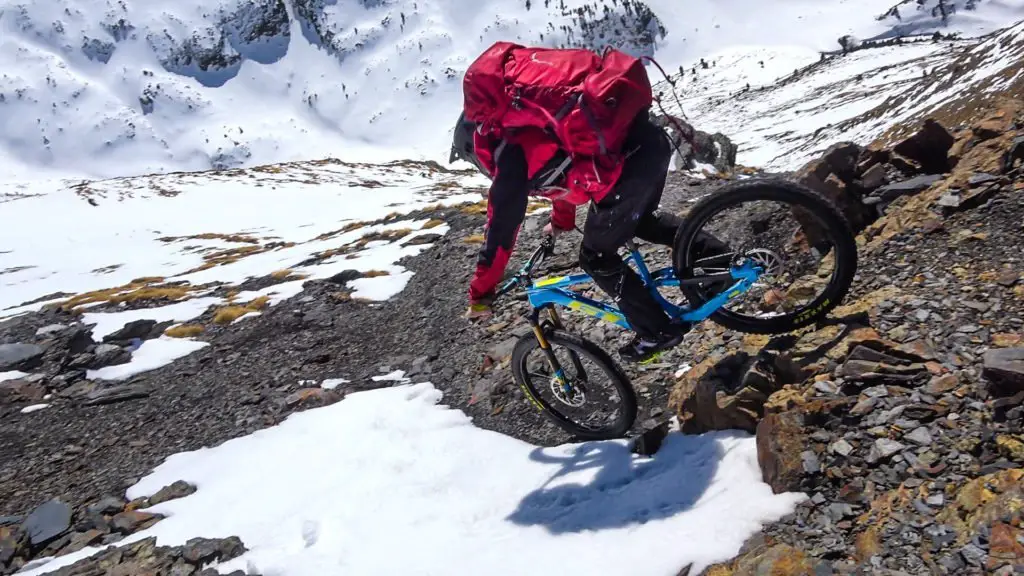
792, 118, 960, 246
0, 377, 46, 403
102, 320, 157, 343
653, 114, 738, 174
0, 343, 44, 372
22, 499, 72, 548
891, 118, 955, 175
755, 409, 808, 494
793, 142, 876, 239
89, 344, 132, 369
983, 347, 1024, 397
668, 350, 807, 434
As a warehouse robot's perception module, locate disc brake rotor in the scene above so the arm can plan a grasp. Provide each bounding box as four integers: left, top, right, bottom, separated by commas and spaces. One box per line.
744, 248, 785, 277
550, 376, 586, 407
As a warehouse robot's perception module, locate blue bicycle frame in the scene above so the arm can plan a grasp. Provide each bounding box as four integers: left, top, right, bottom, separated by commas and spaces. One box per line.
517, 240, 763, 330
493, 237, 765, 400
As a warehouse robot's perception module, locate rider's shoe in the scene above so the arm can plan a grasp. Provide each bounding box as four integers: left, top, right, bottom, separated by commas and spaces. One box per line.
617, 323, 689, 363
464, 296, 495, 321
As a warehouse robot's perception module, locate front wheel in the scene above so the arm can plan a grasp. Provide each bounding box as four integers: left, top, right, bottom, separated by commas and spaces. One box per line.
511, 329, 637, 440
673, 178, 858, 335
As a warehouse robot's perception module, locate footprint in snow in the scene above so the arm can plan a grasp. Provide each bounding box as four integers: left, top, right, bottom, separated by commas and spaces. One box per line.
302, 519, 319, 548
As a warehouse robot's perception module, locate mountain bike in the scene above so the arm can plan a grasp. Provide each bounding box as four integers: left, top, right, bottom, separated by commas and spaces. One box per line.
492, 178, 858, 440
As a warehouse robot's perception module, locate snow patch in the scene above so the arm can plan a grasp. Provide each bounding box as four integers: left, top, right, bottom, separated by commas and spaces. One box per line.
320, 378, 350, 390
86, 337, 209, 380
348, 271, 414, 301
82, 298, 222, 340
20, 403, 50, 414
0, 370, 30, 382
19, 382, 803, 576
371, 370, 409, 383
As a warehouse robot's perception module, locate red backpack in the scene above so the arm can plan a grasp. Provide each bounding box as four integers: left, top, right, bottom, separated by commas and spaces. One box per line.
462, 42, 653, 168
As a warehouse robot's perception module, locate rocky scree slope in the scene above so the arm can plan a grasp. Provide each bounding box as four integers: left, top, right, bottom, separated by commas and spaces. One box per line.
0, 175, 738, 575
674, 101, 1024, 575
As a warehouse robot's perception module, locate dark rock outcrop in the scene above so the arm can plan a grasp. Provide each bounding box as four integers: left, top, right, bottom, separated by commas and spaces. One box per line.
653, 114, 738, 174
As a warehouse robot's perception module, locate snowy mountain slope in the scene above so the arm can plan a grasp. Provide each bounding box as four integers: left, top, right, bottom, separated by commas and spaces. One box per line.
653, 19, 1024, 171
2, 0, 1020, 181
0, 156, 493, 382
0, 158, 485, 314
0, 0, 663, 181
869, 0, 1024, 40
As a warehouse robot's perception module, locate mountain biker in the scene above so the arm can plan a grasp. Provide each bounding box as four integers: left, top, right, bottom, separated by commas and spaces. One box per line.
451, 43, 731, 363
453, 107, 728, 363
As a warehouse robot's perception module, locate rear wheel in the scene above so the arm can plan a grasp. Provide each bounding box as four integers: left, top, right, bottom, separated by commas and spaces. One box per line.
511, 330, 637, 440
673, 178, 858, 334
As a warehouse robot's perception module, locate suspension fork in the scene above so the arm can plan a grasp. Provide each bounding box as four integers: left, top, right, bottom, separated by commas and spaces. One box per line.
529, 306, 588, 390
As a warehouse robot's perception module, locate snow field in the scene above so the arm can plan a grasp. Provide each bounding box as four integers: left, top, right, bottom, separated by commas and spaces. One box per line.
20, 382, 805, 576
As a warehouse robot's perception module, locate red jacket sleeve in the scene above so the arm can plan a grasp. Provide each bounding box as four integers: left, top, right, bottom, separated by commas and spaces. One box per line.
550, 199, 576, 232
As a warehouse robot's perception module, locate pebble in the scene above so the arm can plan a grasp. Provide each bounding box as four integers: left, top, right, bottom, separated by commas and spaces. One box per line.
926, 493, 944, 507
863, 385, 889, 398
850, 397, 878, 416
960, 543, 987, 567
801, 450, 821, 474
894, 418, 921, 430
963, 300, 990, 312
901, 527, 922, 544
809, 430, 832, 443
938, 553, 965, 572
867, 438, 905, 463
830, 438, 854, 457
912, 499, 934, 515
905, 426, 934, 445
879, 405, 907, 424
826, 502, 853, 522
35, 324, 68, 336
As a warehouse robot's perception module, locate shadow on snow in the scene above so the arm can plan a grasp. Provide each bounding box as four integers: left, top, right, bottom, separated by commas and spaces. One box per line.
507, 430, 741, 534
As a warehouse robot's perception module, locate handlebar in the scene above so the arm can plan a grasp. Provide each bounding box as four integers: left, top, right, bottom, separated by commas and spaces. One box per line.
494, 234, 556, 300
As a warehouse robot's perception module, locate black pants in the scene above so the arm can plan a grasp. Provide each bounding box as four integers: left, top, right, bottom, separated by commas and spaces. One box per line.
579, 115, 692, 339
